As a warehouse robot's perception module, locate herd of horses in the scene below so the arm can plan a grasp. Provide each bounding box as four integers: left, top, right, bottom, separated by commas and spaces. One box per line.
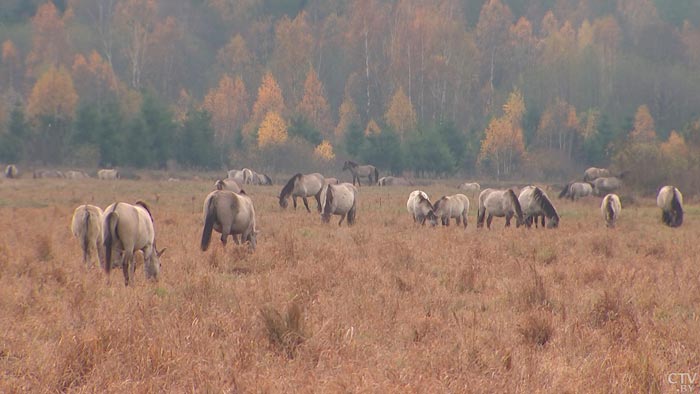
5, 161, 681, 287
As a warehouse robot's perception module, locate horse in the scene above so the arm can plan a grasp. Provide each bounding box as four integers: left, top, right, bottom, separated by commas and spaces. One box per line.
477, 188, 524, 229
378, 176, 413, 186
201, 190, 258, 251
558, 182, 593, 200
324, 177, 340, 185
103, 201, 165, 286
342, 160, 378, 186
583, 167, 610, 182
33, 169, 64, 178
433, 194, 470, 228
406, 190, 438, 226
4, 164, 18, 178
253, 171, 273, 185
215, 178, 242, 193
65, 170, 90, 179
657, 186, 683, 227
279, 173, 325, 212
319, 183, 358, 226
71, 204, 105, 268
97, 168, 120, 180
458, 182, 480, 195
227, 169, 245, 184
518, 186, 560, 229
591, 176, 623, 196
241, 168, 255, 184
601, 193, 621, 228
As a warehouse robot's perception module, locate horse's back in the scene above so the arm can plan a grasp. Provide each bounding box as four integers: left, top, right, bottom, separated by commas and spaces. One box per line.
71, 204, 104, 240
657, 185, 682, 208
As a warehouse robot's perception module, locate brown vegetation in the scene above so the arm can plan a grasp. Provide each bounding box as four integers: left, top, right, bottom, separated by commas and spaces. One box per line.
0, 177, 698, 392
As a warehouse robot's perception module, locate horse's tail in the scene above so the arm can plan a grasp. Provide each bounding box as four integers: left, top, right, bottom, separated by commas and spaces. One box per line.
347, 199, 357, 225
323, 185, 334, 217
605, 195, 615, 225
508, 189, 524, 221
201, 194, 217, 251
671, 188, 683, 227
558, 183, 571, 199
81, 206, 91, 263
476, 202, 485, 227
103, 208, 119, 276
374, 167, 379, 185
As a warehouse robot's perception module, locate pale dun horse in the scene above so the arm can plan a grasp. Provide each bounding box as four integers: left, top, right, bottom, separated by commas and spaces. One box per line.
71, 204, 105, 268
279, 173, 325, 212
477, 188, 524, 229
215, 178, 242, 193
518, 186, 560, 229
342, 161, 378, 186
201, 190, 258, 251
4, 164, 18, 178
406, 190, 438, 226
601, 193, 621, 228
320, 183, 358, 226
103, 201, 165, 286
657, 186, 683, 227
433, 194, 470, 228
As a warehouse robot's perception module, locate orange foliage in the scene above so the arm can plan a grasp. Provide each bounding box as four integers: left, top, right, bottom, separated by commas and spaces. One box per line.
247, 72, 286, 139
257, 111, 288, 148
630, 104, 656, 143
216, 34, 256, 81
314, 140, 336, 161
660, 131, 689, 166
365, 119, 381, 136
71, 51, 119, 104
26, 2, 71, 79
27, 66, 78, 122
335, 96, 360, 139
479, 88, 526, 177
384, 86, 416, 138
203, 74, 249, 144
271, 11, 313, 106
298, 67, 332, 136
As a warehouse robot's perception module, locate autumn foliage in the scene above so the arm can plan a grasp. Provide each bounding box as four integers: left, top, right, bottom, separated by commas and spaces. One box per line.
27, 66, 78, 122
257, 111, 288, 148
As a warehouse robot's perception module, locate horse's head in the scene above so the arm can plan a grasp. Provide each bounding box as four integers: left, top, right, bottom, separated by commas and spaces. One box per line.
546, 215, 559, 229
279, 195, 289, 209
342, 161, 350, 171
426, 210, 438, 227
147, 247, 166, 281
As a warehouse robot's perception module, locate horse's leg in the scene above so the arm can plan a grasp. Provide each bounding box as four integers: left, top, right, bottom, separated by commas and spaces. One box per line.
462, 212, 468, 228
121, 250, 132, 286
541, 215, 546, 228
314, 194, 322, 212
292, 196, 298, 210
302, 197, 311, 213
357, 175, 361, 187
505, 213, 512, 227
338, 214, 345, 226
486, 214, 493, 229
220, 229, 229, 247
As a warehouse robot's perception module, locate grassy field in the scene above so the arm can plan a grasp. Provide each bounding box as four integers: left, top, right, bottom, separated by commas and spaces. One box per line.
0, 177, 699, 393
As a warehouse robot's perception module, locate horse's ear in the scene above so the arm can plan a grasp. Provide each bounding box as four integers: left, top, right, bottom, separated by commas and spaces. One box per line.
156, 248, 166, 257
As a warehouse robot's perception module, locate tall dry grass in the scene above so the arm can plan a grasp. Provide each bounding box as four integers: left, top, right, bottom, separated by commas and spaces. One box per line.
0, 177, 699, 392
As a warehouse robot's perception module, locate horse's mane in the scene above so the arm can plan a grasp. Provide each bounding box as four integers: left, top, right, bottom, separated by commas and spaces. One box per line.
671, 188, 683, 227
418, 194, 434, 210
533, 187, 558, 220
135, 200, 154, 222
280, 173, 302, 199
322, 184, 334, 216
433, 196, 447, 211
215, 179, 225, 190
507, 189, 524, 220
345, 160, 358, 167
558, 183, 571, 199
605, 195, 615, 221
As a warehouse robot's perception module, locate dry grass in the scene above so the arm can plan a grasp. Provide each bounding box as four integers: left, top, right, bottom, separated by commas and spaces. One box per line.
0, 176, 699, 392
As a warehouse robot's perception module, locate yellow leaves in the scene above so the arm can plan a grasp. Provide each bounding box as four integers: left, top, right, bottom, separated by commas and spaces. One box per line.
335, 96, 359, 139
630, 104, 656, 143
298, 67, 331, 135
503, 88, 525, 125
314, 140, 335, 162
247, 71, 286, 139
384, 86, 416, 138
365, 119, 381, 136
258, 111, 288, 148
27, 66, 78, 123
479, 87, 526, 177
660, 131, 689, 159
203, 74, 249, 143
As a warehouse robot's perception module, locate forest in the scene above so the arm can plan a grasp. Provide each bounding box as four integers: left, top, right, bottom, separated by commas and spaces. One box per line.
1, 0, 700, 192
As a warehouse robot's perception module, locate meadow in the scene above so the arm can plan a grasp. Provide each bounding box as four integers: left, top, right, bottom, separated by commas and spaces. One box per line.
0, 176, 699, 393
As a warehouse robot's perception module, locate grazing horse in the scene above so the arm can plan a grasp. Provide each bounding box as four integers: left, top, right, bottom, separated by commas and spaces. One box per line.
253, 171, 273, 185
97, 169, 119, 180
342, 160, 378, 186
279, 173, 325, 212
227, 169, 245, 184
458, 182, 480, 195
378, 176, 413, 186
4, 164, 18, 178
433, 194, 470, 228
33, 169, 64, 178
201, 190, 258, 251
406, 190, 438, 226
324, 177, 340, 185
71, 204, 105, 268
558, 182, 593, 200
477, 188, 524, 229
320, 183, 358, 226
583, 167, 610, 182
657, 186, 683, 227
65, 170, 90, 179
103, 201, 165, 286
591, 176, 622, 196
601, 193, 621, 228
241, 168, 255, 184
215, 179, 242, 193
518, 186, 560, 229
